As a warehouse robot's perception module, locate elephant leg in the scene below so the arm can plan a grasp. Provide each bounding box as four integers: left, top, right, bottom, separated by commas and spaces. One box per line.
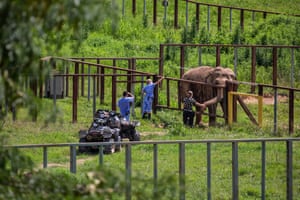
194, 107, 204, 126
208, 104, 217, 126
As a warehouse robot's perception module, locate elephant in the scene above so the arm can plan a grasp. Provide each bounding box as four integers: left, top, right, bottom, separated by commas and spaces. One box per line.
180, 66, 236, 126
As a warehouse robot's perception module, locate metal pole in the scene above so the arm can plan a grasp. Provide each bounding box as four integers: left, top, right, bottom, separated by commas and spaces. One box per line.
207, 6, 210, 32
185, 0, 188, 29
291, 48, 295, 88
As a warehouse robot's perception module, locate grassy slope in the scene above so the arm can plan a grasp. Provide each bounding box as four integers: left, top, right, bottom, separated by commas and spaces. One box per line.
2, 1, 300, 199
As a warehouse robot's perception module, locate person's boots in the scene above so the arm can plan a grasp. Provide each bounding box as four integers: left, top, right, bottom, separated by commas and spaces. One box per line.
148, 113, 151, 119
142, 113, 147, 119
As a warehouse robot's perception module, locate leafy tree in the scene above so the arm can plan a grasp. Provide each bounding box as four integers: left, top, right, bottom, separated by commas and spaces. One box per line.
0, 0, 119, 122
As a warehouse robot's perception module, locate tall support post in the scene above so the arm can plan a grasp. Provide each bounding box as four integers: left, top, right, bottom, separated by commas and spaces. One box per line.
81, 58, 85, 97
179, 143, 185, 200
217, 6, 222, 31
216, 45, 221, 66
195, 4, 200, 31
240, 9, 244, 31
112, 60, 117, 111
207, 6, 210, 32
286, 140, 293, 200
132, 0, 136, 16
153, 0, 157, 25
289, 89, 294, 135
251, 46, 257, 93
232, 142, 239, 200
174, 0, 178, 28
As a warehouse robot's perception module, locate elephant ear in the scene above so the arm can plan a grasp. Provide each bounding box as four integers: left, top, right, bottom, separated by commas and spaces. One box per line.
205, 70, 215, 85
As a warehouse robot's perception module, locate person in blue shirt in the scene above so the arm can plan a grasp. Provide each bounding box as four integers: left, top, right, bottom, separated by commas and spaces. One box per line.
142, 76, 164, 119
118, 91, 134, 121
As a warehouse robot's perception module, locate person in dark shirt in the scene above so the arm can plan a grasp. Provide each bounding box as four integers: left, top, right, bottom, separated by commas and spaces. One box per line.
183, 90, 206, 127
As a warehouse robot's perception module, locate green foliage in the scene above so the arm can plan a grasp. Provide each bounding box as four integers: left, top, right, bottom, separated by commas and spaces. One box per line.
0, 0, 118, 122
0, 137, 178, 199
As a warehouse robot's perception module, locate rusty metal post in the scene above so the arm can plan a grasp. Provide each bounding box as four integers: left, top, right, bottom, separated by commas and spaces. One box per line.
96, 59, 100, 96
132, 0, 136, 16
240, 9, 244, 31
272, 47, 278, 86
127, 59, 132, 92
216, 45, 221, 66
153, 75, 158, 114
81, 58, 85, 97
167, 79, 170, 107
72, 75, 78, 123
217, 6, 222, 31
100, 64, 105, 104
74, 62, 79, 100
66, 66, 69, 97
196, 4, 200, 31
39, 61, 43, 98
153, 0, 157, 25
174, 0, 179, 28
251, 46, 257, 93
112, 59, 117, 111
263, 12, 267, 19
180, 46, 185, 78
159, 44, 164, 77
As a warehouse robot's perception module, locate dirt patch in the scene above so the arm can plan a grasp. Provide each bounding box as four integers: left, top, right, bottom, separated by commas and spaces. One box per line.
39, 158, 93, 169
241, 94, 288, 105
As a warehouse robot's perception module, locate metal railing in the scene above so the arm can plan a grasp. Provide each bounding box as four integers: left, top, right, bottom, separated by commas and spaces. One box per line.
8, 138, 300, 200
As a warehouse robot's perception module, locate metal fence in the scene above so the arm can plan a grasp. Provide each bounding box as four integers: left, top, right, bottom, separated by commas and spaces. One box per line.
9, 138, 300, 200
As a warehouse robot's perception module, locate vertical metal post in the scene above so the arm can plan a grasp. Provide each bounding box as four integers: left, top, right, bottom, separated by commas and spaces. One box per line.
174, 0, 178, 28
153, 0, 157, 25
66, 66, 69, 97
43, 146, 48, 168
196, 4, 200, 31
53, 75, 57, 106
112, 60, 117, 111
207, 142, 212, 200
273, 88, 278, 134
261, 141, 266, 200
153, 144, 158, 197
207, 6, 210, 32
185, 0, 188, 28
125, 144, 132, 200
81, 59, 85, 97
93, 76, 96, 116
272, 47, 278, 86
70, 145, 77, 173
234, 47, 238, 76
216, 45, 221, 66
180, 46, 185, 78
289, 89, 294, 135
240, 9, 244, 31
179, 143, 185, 200
229, 8, 232, 32
163, 0, 168, 27
251, 46, 257, 93
132, 0, 136, 16
286, 140, 293, 200
88, 65, 91, 101
232, 142, 239, 200
290, 48, 295, 88
217, 6, 222, 31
